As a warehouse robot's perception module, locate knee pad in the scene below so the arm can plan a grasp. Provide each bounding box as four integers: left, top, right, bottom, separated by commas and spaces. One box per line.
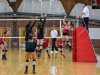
5, 50, 7, 52
66, 41, 69, 43
38, 50, 41, 52
26, 60, 29, 62
60, 51, 62, 53
40, 44, 43, 46
46, 50, 48, 52
2, 50, 5, 52
63, 41, 65, 43
33, 60, 36, 62
37, 45, 39, 47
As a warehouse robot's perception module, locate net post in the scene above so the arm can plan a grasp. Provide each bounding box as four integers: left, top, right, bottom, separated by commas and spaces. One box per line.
60, 19, 62, 37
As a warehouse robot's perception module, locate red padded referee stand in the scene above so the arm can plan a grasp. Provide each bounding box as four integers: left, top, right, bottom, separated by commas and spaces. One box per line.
72, 27, 97, 62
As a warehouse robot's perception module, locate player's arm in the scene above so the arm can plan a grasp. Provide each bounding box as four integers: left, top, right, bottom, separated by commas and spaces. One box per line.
63, 16, 67, 25
42, 14, 46, 27
77, 9, 86, 18
39, 14, 43, 22
31, 16, 38, 28
25, 17, 32, 28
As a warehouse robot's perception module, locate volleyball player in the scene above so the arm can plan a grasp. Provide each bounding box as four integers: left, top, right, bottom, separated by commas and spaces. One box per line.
36, 14, 46, 57
0, 30, 9, 60
57, 37, 65, 58
25, 16, 37, 58
43, 34, 50, 58
62, 16, 72, 52
24, 33, 36, 74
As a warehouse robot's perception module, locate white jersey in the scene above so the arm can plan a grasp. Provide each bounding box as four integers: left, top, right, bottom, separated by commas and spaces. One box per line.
82, 6, 89, 18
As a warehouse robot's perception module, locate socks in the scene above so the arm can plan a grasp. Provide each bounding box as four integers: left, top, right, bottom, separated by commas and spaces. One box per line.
4, 54, 6, 58
40, 49, 42, 54
2, 50, 7, 59
67, 44, 72, 50
33, 65, 35, 74
2, 55, 4, 58
36, 50, 38, 53
25, 66, 28, 71
2, 50, 5, 58
33, 60, 36, 73
33, 65, 35, 69
25, 60, 29, 73
69, 46, 72, 50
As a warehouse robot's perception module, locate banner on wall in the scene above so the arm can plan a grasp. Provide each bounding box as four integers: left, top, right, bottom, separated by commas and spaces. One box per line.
92, 0, 100, 5
92, 0, 100, 9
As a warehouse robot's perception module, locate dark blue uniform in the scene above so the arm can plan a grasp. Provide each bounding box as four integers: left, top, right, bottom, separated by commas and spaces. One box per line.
25, 20, 36, 50
26, 40, 36, 52
37, 17, 46, 39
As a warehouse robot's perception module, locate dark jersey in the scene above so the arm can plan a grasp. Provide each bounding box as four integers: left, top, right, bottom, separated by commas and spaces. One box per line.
26, 40, 36, 51
37, 17, 46, 34
25, 20, 36, 41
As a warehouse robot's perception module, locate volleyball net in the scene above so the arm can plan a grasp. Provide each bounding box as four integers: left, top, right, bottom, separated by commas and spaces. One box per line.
0, 18, 78, 48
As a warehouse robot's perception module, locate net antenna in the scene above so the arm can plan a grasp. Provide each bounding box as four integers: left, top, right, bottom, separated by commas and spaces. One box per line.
41, 0, 42, 14
4, 0, 6, 17
53, 7, 55, 26
4, 0, 7, 31
23, 0, 25, 12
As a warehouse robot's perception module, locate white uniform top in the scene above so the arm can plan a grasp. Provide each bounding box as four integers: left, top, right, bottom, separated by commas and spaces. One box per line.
50, 29, 58, 38
82, 6, 89, 18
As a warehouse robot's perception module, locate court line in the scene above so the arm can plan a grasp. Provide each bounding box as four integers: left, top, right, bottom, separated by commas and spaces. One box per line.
13, 63, 25, 75
1, 64, 15, 75
0, 19, 76, 21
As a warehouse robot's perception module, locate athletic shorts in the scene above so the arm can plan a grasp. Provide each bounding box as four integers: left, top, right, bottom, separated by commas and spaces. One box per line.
26, 48, 35, 52
25, 42, 36, 52
37, 34, 44, 39
62, 33, 68, 36
25, 42, 27, 50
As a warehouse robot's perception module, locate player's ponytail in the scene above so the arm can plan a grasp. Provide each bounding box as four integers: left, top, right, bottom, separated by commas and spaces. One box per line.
28, 33, 33, 39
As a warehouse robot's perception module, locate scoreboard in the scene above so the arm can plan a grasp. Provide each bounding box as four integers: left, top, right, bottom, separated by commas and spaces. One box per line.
92, 0, 100, 9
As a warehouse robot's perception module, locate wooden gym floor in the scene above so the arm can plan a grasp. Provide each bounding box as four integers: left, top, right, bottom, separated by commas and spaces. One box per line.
0, 48, 100, 75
